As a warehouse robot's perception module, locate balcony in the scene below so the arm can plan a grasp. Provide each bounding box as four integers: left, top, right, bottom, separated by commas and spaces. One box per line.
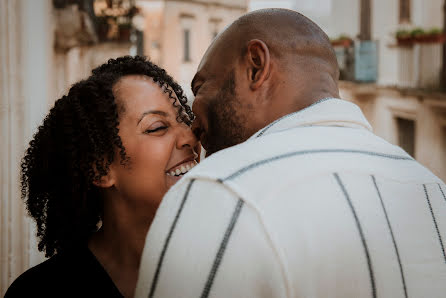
395, 28, 444, 89
333, 39, 378, 83
397, 43, 443, 89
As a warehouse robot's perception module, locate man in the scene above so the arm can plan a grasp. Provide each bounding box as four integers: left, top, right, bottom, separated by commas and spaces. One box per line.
136, 9, 446, 298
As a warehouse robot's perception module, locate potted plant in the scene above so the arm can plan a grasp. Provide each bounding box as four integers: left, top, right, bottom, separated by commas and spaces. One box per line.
331, 34, 353, 47
93, 2, 138, 43
411, 27, 426, 43
419, 28, 446, 43
397, 27, 446, 46
396, 29, 413, 46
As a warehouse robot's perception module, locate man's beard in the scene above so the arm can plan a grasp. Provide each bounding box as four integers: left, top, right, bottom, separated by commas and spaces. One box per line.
204, 70, 248, 156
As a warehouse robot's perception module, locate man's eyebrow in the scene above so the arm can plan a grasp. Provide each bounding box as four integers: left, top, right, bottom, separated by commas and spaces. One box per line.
137, 110, 168, 125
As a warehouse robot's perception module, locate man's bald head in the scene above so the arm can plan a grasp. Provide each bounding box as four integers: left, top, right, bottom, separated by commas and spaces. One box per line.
200, 8, 339, 82
191, 9, 340, 156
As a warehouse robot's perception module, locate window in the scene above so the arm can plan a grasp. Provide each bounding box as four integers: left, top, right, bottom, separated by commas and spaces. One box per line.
179, 15, 194, 62
399, 0, 411, 23
396, 117, 415, 157
209, 18, 221, 42
183, 29, 191, 62
441, 126, 446, 179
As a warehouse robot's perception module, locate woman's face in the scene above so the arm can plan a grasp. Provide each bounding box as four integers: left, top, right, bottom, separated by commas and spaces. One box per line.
106, 75, 198, 208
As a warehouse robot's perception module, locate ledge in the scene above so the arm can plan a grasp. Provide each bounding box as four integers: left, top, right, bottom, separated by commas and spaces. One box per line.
166, 0, 247, 10
339, 80, 446, 101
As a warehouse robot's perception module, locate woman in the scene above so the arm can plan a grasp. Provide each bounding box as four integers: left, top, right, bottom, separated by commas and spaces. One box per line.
5, 56, 199, 298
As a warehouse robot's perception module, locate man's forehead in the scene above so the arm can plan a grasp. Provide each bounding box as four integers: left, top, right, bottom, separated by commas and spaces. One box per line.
192, 51, 218, 87
197, 42, 219, 73
197, 49, 210, 72
192, 29, 237, 89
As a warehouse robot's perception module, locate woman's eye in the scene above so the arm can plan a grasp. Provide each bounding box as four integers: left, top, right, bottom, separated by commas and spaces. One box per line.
145, 126, 167, 134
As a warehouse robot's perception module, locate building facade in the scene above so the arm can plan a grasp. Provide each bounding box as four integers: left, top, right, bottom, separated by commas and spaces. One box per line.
3, 0, 445, 295
1, 0, 247, 294
0, 1, 134, 294
250, 0, 446, 181
138, 0, 248, 98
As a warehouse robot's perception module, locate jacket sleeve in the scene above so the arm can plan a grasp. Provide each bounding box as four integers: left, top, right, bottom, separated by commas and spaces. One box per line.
135, 178, 288, 298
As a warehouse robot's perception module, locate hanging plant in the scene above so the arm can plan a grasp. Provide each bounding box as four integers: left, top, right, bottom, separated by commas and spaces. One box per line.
93, 0, 137, 43
416, 28, 446, 43
396, 27, 446, 46
396, 29, 413, 46
331, 34, 353, 48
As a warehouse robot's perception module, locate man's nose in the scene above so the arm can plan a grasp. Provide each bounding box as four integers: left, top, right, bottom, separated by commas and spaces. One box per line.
191, 119, 202, 140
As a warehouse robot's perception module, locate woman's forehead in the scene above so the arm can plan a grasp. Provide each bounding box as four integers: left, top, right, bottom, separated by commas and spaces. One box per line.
113, 75, 157, 95
113, 75, 180, 117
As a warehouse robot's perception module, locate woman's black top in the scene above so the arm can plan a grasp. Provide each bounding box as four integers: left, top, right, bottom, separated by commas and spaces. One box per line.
4, 246, 123, 298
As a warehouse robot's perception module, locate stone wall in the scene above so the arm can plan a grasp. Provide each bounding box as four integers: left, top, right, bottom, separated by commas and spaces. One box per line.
0, 0, 53, 294
139, 0, 248, 99
0, 1, 133, 294
340, 81, 446, 181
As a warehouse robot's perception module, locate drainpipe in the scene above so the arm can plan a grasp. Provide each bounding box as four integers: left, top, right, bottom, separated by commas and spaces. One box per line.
442, 0, 446, 90
360, 0, 371, 41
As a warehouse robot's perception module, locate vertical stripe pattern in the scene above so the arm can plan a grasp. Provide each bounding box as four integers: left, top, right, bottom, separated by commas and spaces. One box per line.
200, 199, 245, 298
222, 149, 412, 182
372, 176, 408, 298
423, 184, 446, 263
255, 97, 333, 137
334, 173, 377, 298
148, 179, 196, 298
438, 184, 446, 203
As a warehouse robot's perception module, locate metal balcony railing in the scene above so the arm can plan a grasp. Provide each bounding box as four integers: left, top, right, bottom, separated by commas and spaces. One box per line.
397, 43, 442, 89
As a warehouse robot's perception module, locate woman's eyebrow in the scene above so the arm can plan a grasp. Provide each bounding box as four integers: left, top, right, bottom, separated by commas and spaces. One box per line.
137, 110, 169, 125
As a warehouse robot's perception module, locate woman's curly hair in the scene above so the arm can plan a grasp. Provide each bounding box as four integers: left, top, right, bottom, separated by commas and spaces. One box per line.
20, 56, 194, 257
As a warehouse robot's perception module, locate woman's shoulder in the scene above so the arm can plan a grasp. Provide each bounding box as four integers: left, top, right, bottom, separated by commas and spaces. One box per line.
4, 247, 123, 298
4, 254, 66, 297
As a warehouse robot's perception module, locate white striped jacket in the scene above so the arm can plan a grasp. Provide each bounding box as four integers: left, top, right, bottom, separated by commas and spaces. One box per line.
136, 98, 446, 298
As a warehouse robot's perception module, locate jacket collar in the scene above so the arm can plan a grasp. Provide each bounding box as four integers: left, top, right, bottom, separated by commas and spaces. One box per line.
250, 98, 372, 140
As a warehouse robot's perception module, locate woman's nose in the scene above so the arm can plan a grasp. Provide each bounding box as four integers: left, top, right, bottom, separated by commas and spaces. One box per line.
176, 124, 198, 150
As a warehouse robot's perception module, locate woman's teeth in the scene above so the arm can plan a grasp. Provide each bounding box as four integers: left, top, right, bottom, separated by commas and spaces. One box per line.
167, 161, 197, 177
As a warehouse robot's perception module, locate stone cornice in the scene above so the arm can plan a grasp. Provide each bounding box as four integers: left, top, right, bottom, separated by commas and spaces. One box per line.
339, 80, 446, 101
165, 0, 247, 11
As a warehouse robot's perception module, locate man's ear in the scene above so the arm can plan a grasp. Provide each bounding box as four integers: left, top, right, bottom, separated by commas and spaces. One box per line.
246, 39, 271, 90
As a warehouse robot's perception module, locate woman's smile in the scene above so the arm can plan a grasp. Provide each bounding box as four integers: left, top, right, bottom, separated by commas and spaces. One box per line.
12, 56, 198, 298
107, 74, 199, 205
166, 156, 198, 177
165, 155, 198, 188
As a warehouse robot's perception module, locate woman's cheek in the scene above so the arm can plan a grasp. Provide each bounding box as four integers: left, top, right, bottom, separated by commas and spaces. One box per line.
142, 138, 173, 172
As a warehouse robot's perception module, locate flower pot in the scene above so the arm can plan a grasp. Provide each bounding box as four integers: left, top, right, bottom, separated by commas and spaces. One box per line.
422, 34, 445, 43
331, 39, 352, 48
396, 36, 414, 47
416, 33, 446, 43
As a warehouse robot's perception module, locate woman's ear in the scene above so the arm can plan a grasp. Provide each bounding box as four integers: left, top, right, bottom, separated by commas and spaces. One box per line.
92, 164, 116, 189
92, 175, 115, 188
246, 39, 271, 91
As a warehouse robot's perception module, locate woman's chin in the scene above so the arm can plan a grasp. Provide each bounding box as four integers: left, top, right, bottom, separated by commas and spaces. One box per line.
165, 174, 184, 189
